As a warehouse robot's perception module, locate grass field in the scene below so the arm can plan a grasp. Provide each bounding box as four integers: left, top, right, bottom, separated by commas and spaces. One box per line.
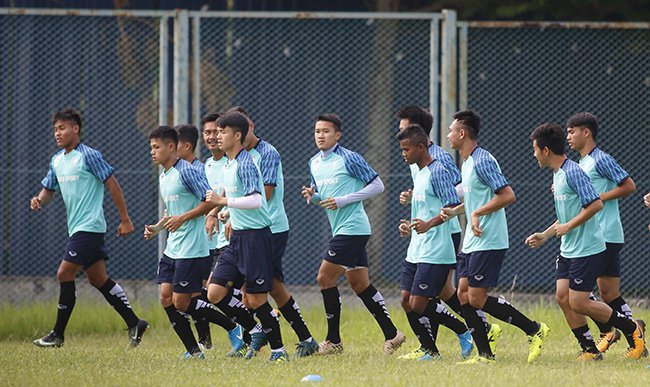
1, 300, 649, 386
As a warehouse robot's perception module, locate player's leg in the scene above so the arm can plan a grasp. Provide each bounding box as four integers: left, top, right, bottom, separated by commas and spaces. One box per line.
194, 254, 214, 350
439, 232, 463, 315
316, 259, 345, 353
456, 253, 492, 361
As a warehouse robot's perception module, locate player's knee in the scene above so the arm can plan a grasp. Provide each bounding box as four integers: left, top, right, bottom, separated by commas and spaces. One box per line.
207, 287, 224, 304
555, 291, 570, 309
400, 294, 411, 311
468, 292, 486, 309
56, 268, 75, 283
160, 293, 172, 307
317, 272, 334, 289
87, 276, 107, 289
598, 288, 618, 303
409, 300, 426, 315
172, 298, 190, 313
568, 297, 588, 314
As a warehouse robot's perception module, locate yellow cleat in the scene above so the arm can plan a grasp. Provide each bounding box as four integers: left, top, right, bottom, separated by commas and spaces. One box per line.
487, 323, 502, 355
624, 321, 646, 360
596, 329, 620, 353
457, 355, 495, 365
398, 347, 426, 360
527, 322, 550, 363
577, 351, 603, 361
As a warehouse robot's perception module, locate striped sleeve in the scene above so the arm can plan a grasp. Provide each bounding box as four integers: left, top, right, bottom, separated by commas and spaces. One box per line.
41, 159, 59, 191
594, 151, 629, 186
431, 145, 462, 185
259, 145, 281, 186
429, 163, 461, 207
474, 153, 509, 193
565, 165, 600, 208
340, 149, 378, 184
179, 163, 211, 201
79, 145, 114, 183
237, 159, 262, 196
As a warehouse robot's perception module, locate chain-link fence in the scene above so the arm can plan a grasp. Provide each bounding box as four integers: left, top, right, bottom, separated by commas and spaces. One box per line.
464, 23, 650, 299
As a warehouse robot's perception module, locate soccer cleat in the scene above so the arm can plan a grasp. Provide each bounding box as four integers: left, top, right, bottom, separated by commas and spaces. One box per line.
577, 351, 603, 361
398, 347, 426, 360
243, 331, 268, 359
487, 323, 502, 355
418, 351, 442, 361
317, 340, 344, 355
226, 324, 246, 356
295, 338, 319, 357
457, 355, 495, 365
596, 329, 621, 353
199, 333, 213, 350
128, 319, 149, 348
33, 331, 64, 348
181, 351, 205, 360
527, 322, 550, 363
269, 349, 290, 363
457, 330, 474, 359
383, 330, 406, 355
624, 321, 646, 360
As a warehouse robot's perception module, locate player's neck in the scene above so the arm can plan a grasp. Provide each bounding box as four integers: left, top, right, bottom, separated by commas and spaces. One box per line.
550, 154, 567, 172
180, 155, 194, 164
210, 150, 225, 160
226, 144, 244, 160
244, 136, 259, 151
579, 142, 596, 158
162, 155, 178, 171
417, 154, 433, 169
459, 141, 478, 160
63, 139, 80, 154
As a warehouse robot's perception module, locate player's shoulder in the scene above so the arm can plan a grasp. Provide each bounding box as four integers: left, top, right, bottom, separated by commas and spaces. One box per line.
562, 158, 586, 178
51, 148, 66, 161
235, 148, 257, 168
76, 143, 103, 159
334, 144, 365, 162
590, 147, 618, 165
256, 139, 280, 156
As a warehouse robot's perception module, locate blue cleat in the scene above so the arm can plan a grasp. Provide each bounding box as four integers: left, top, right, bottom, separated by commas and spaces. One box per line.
295, 337, 319, 357
457, 330, 474, 359
226, 324, 246, 357
418, 351, 442, 361
244, 330, 268, 359
269, 349, 289, 363
181, 351, 205, 360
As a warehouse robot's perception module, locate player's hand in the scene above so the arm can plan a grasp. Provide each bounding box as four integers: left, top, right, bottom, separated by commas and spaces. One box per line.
470, 212, 483, 237
205, 189, 226, 206
164, 215, 185, 233
117, 217, 134, 237
647, 223, 650, 231
550, 183, 555, 194
525, 232, 547, 249
205, 215, 218, 241
224, 221, 233, 240
553, 222, 571, 237
398, 219, 411, 237
399, 189, 412, 205
440, 207, 456, 222
301, 185, 315, 204
30, 197, 42, 211
143, 224, 158, 240
320, 197, 338, 210
218, 209, 229, 222
410, 218, 433, 234
644, 191, 650, 208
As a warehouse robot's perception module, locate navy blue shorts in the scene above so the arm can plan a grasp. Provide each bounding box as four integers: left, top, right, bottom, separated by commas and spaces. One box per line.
63, 232, 108, 269
210, 228, 274, 294
452, 232, 461, 256
323, 235, 370, 269
456, 249, 506, 288
400, 261, 453, 298
156, 254, 206, 294
271, 231, 289, 282
599, 243, 622, 278
556, 251, 605, 292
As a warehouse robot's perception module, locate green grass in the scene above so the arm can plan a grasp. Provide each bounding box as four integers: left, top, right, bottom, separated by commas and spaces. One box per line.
1, 301, 649, 386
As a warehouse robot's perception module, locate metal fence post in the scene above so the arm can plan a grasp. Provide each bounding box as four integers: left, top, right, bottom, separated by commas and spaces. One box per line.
430, 15, 440, 145
440, 9, 457, 153
158, 15, 170, 259
192, 14, 201, 156
174, 10, 189, 125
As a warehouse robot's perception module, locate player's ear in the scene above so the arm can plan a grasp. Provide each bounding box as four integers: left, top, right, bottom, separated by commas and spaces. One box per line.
335, 130, 341, 141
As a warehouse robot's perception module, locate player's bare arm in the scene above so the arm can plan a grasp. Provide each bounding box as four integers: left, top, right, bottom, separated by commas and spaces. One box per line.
525, 220, 558, 248
29, 188, 54, 211
553, 199, 603, 237
165, 201, 216, 233
599, 176, 635, 202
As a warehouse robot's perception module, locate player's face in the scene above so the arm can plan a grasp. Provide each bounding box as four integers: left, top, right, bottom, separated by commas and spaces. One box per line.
566, 126, 586, 151
398, 118, 411, 132
217, 126, 240, 152
53, 119, 79, 149
149, 138, 173, 165
532, 140, 548, 168
203, 121, 220, 152
314, 121, 340, 150
447, 119, 463, 150
399, 138, 421, 164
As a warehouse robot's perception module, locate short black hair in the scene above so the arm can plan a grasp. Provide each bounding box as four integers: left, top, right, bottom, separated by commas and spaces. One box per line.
530, 123, 565, 155
453, 110, 481, 139
396, 124, 429, 147
216, 112, 249, 143
149, 125, 178, 145
396, 105, 433, 136
53, 109, 82, 134
228, 106, 251, 120
317, 113, 342, 132
201, 113, 220, 126
566, 112, 598, 140
175, 124, 199, 151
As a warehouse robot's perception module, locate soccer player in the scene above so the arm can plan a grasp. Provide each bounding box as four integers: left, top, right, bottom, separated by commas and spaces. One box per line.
31, 109, 148, 348
565, 112, 645, 354
302, 113, 405, 355
441, 110, 549, 364
144, 125, 246, 359
396, 124, 471, 361
205, 111, 289, 362
227, 106, 319, 357
525, 122, 645, 360
395, 105, 497, 360
175, 123, 212, 349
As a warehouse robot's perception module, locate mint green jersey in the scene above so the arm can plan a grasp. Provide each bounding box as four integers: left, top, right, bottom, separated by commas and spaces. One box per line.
223, 149, 272, 231
309, 144, 378, 236
406, 160, 461, 264
159, 159, 210, 259
579, 148, 629, 244
204, 154, 229, 249
41, 143, 113, 236
553, 159, 606, 258
460, 147, 510, 253
248, 139, 289, 234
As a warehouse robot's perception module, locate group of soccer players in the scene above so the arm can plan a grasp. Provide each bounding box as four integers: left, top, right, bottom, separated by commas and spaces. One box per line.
30, 105, 647, 364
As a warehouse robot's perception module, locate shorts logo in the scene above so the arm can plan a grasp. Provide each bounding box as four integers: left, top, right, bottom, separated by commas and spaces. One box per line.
326, 313, 334, 320
69, 251, 78, 257
418, 284, 428, 290
574, 278, 583, 285
255, 279, 265, 285
179, 281, 189, 287
474, 275, 484, 281
328, 250, 337, 257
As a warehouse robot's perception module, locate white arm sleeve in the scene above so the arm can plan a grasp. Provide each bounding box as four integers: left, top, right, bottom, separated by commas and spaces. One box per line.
227, 193, 263, 209
334, 176, 384, 208
455, 183, 464, 200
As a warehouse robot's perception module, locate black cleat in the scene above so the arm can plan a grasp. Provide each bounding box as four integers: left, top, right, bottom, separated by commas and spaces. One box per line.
128, 319, 149, 348
34, 331, 64, 348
